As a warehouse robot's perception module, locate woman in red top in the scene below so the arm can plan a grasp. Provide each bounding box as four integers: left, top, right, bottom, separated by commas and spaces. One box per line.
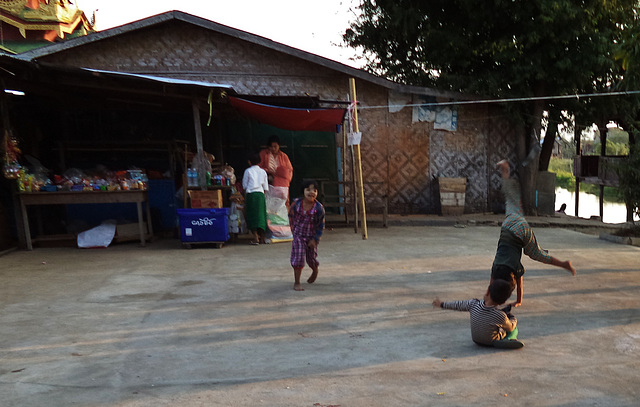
259, 135, 293, 190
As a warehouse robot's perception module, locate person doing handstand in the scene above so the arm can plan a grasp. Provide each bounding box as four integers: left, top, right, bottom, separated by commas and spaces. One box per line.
492, 159, 576, 307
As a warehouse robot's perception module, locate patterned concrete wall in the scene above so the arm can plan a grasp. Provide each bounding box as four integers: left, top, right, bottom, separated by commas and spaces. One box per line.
40, 21, 517, 214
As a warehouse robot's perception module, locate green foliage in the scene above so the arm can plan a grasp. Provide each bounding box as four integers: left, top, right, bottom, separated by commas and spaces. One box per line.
549, 158, 573, 174
554, 170, 575, 191
344, 0, 640, 137
593, 138, 630, 156
615, 144, 640, 221
345, 1, 636, 100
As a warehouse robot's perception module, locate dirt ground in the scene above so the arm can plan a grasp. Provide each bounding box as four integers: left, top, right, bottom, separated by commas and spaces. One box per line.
0, 221, 639, 406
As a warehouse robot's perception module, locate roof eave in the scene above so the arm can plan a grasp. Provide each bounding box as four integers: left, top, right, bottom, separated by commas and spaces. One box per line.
16, 10, 473, 100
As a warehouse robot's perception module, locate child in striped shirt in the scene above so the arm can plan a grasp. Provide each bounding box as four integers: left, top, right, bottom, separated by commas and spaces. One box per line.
433, 279, 524, 349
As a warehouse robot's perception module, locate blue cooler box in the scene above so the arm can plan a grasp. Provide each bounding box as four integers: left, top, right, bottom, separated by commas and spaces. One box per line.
177, 208, 229, 243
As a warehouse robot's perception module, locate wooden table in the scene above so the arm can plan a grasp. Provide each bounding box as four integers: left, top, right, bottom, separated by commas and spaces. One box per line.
17, 190, 153, 250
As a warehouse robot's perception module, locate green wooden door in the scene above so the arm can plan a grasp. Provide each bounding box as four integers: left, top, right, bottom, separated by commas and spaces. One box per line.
220, 120, 338, 200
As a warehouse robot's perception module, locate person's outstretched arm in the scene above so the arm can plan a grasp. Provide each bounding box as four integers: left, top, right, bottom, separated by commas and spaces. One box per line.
550, 257, 577, 275
513, 276, 523, 307
433, 298, 473, 311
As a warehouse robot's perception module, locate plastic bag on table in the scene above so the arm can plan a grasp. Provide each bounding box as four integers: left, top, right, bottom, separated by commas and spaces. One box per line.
77, 221, 116, 248
229, 202, 247, 234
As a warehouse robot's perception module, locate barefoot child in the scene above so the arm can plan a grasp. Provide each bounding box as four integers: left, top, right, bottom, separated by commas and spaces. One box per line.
492, 159, 576, 307
433, 279, 524, 349
242, 153, 269, 245
288, 179, 325, 291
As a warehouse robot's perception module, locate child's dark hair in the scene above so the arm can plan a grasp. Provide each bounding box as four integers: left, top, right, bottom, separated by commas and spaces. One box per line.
301, 179, 319, 194
488, 279, 513, 305
249, 152, 261, 166
491, 265, 516, 291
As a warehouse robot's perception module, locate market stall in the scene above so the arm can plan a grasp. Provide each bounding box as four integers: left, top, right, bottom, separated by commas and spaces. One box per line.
0, 55, 234, 250
18, 190, 152, 250
1, 55, 350, 250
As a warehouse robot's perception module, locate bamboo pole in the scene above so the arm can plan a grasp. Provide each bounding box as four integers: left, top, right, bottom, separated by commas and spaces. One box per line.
192, 100, 206, 189
349, 78, 367, 240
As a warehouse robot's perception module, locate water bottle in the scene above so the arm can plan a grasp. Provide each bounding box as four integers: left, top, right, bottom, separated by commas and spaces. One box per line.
192, 168, 199, 187
187, 168, 196, 187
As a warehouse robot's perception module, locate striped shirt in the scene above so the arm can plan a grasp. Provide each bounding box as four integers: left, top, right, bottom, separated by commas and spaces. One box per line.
441, 299, 517, 346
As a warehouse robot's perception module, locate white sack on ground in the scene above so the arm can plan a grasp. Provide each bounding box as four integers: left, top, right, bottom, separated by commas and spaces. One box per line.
77, 222, 117, 248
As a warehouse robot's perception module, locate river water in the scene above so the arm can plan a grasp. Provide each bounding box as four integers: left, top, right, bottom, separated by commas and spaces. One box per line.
554, 187, 638, 224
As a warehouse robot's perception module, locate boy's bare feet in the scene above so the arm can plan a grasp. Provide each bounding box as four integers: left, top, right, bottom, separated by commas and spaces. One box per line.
293, 268, 304, 290
307, 268, 318, 283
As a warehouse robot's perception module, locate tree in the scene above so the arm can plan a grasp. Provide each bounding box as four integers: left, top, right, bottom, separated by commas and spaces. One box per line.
344, 0, 639, 214
613, 14, 640, 222
616, 144, 640, 223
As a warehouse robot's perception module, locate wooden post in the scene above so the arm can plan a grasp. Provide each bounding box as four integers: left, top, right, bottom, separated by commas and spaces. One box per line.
183, 142, 189, 209
599, 125, 607, 220
192, 100, 206, 190
350, 118, 358, 234
575, 124, 581, 217
349, 78, 367, 240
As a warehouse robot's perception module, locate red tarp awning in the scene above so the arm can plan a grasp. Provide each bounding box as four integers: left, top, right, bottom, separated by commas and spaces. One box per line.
229, 96, 346, 132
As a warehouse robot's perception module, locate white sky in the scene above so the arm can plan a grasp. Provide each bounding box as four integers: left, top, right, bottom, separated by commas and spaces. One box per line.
75, 0, 362, 67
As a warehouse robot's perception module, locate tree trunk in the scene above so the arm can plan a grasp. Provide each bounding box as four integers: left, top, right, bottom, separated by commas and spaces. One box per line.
539, 107, 559, 171
519, 86, 546, 216
520, 135, 539, 216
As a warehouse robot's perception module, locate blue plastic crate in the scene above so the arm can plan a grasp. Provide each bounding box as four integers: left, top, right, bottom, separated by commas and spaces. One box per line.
177, 208, 229, 243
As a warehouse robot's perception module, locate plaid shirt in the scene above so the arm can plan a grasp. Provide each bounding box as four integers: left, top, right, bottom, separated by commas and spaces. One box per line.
500, 178, 552, 264
289, 198, 325, 241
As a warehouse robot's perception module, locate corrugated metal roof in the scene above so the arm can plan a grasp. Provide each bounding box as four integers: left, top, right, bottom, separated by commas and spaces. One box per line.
0, 54, 235, 110
81, 68, 234, 90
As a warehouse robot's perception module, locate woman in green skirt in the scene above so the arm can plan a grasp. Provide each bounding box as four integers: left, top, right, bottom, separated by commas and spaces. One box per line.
242, 153, 269, 244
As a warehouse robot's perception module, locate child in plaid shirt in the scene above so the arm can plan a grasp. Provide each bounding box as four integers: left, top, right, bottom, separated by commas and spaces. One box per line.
288, 179, 325, 291
492, 159, 576, 307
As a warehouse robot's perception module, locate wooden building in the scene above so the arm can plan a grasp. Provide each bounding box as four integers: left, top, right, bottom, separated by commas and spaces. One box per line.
2, 11, 521, 248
